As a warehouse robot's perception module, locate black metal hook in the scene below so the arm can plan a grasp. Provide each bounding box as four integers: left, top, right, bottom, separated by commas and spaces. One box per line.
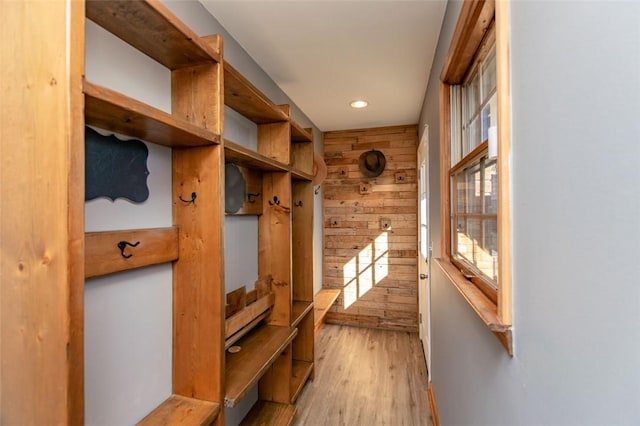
247, 192, 260, 204
118, 240, 140, 259
179, 192, 197, 204
314, 186, 321, 195
268, 196, 280, 206
294, 200, 303, 207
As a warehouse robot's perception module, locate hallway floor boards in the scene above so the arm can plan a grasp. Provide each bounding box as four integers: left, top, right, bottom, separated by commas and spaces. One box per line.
293, 324, 433, 426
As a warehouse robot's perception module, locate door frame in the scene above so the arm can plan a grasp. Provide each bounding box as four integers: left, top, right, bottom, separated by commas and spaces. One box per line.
417, 125, 432, 376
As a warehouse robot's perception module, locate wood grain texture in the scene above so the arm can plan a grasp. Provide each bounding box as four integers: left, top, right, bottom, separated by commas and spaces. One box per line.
313, 289, 341, 333
259, 172, 292, 327
323, 125, 419, 332
240, 401, 296, 426
225, 139, 289, 172
291, 301, 313, 328
85, 81, 220, 147
292, 181, 314, 303
224, 62, 289, 124
172, 35, 225, 408
136, 395, 220, 426
86, 0, 220, 69
226, 293, 275, 339
258, 122, 291, 165
225, 325, 297, 407
1, 1, 85, 423
294, 325, 432, 426
428, 382, 440, 426
290, 121, 313, 143
85, 227, 179, 278
440, 0, 495, 84
496, 0, 513, 327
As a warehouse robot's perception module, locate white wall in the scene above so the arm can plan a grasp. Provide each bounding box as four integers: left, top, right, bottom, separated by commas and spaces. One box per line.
419, 1, 640, 425
84, 1, 323, 424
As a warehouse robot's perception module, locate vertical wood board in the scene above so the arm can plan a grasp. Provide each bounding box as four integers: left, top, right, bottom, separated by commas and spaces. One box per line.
171, 35, 225, 405
0, 1, 85, 423
292, 181, 314, 302
259, 172, 292, 327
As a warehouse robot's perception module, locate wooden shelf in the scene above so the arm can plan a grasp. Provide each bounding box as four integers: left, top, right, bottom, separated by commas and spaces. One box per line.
290, 121, 313, 143
290, 169, 313, 182
290, 360, 314, 403
224, 62, 289, 124
86, 0, 220, 69
225, 140, 289, 172
225, 325, 298, 408
85, 81, 220, 148
136, 394, 220, 426
291, 301, 313, 328
240, 401, 296, 426
85, 227, 179, 279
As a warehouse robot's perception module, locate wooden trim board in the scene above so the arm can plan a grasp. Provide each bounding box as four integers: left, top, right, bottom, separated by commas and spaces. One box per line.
428, 382, 440, 426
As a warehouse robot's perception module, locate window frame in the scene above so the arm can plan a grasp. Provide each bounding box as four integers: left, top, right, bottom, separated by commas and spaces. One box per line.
436, 0, 513, 355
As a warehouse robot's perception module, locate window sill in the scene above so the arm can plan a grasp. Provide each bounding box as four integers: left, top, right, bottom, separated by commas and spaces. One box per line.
435, 258, 513, 356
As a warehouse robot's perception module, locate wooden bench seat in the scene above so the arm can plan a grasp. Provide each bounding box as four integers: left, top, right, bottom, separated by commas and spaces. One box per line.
313, 289, 341, 334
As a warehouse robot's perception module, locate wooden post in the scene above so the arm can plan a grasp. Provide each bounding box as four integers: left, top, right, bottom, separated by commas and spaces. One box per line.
171, 35, 225, 423
1, 0, 85, 424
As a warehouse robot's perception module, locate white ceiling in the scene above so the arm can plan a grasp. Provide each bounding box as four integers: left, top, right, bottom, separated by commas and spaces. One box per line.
201, 0, 447, 132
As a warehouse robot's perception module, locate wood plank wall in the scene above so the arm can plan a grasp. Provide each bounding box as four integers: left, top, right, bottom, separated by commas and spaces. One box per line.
323, 125, 418, 332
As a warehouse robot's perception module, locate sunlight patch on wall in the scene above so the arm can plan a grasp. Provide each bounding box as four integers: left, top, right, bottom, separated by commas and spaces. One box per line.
342, 231, 389, 309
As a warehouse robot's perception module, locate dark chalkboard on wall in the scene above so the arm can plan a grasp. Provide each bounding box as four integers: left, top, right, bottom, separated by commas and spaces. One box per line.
85, 127, 150, 203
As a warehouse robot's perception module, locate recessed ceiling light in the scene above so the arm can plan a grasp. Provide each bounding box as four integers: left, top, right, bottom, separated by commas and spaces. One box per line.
350, 100, 369, 109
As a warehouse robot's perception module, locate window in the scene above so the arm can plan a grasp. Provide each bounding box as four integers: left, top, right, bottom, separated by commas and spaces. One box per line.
437, 0, 512, 354
450, 28, 499, 300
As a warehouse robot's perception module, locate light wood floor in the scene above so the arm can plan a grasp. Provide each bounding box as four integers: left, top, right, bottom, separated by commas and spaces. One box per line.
293, 325, 433, 426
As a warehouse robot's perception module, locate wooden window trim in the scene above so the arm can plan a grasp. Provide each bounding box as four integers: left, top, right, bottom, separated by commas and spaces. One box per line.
439, 0, 513, 355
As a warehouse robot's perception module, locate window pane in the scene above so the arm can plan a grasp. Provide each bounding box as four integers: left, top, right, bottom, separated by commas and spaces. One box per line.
452, 152, 499, 285
466, 116, 480, 155
466, 72, 480, 119
481, 93, 497, 143
484, 159, 497, 214
481, 48, 496, 100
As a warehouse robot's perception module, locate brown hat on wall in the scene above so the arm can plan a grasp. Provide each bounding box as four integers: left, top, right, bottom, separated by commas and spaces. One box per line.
358, 149, 386, 177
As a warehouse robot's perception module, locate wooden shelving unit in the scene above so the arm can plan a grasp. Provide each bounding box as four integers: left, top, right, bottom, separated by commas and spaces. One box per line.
223, 58, 316, 422
3, 1, 315, 424
84, 1, 225, 424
